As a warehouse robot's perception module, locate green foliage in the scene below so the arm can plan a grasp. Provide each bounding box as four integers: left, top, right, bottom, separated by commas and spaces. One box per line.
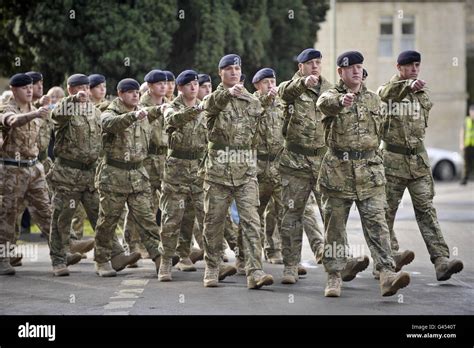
0, 0, 329, 93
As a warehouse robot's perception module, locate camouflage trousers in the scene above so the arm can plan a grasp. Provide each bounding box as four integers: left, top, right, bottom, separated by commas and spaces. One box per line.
123, 183, 160, 254
203, 178, 262, 275
70, 203, 87, 240
257, 172, 283, 258
50, 186, 124, 266
94, 188, 162, 263
0, 164, 51, 245
385, 174, 449, 263
160, 180, 205, 258
280, 168, 325, 267
321, 188, 396, 273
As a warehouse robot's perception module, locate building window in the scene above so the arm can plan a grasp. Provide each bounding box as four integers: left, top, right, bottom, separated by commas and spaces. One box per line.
401, 16, 415, 51
378, 16, 393, 57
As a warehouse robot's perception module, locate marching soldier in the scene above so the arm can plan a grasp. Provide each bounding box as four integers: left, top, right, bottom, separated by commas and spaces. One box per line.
201, 54, 273, 289
0, 73, 51, 275
378, 50, 463, 281
317, 51, 411, 297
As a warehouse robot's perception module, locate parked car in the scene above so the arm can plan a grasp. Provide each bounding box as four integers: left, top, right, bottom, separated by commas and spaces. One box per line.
427, 147, 464, 181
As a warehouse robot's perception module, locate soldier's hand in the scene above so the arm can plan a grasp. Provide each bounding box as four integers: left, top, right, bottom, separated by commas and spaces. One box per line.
159, 103, 169, 114
304, 75, 319, 88
135, 109, 148, 120
75, 91, 89, 103
410, 79, 426, 92
229, 84, 244, 97
267, 87, 278, 99
193, 104, 204, 113
37, 106, 50, 119
342, 93, 355, 107
39, 95, 51, 106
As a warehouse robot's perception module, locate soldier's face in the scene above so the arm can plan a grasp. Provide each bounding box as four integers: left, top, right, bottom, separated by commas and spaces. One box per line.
397, 62, 420, 80
167, 81, 175, 95
68, 84, 90, 96
339, 64, 363, 87
149, 81, 167, 97
90, 83, 106, 100
198, 82, 212, 100
12, 84, 33, 104
219, 65, 241, 87
255, 78, 276, 94
179, 80, 199, 99
119, 90, 140, 108
32, 80, 43, 99
299, 58, 322, 77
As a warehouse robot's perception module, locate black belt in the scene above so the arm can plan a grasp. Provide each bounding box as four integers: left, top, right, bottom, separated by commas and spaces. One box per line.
1, 158, 38, 167
148, 143, 167, 155
257, 153, 278, 162
330, 149, 376, 160
383, 142, 426, 156
208, 141, 250, 151
168, 149, 204, 160
58, 157, 95, 171
105, 157, 143, 170
38, 150, 48, 161
285, 141, 327, 157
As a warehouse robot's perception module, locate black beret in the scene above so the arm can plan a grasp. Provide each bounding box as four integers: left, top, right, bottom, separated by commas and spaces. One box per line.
144, 70, 168, 83
9, 73, 33, 87
117, 78, 140, 92
337, 51, 364, 67
362, 69, 368, 79
297, 48, 322, 63
176, 70, 199, 86
252, 68, 276, 84
397, 50, 421, 65
218, 54, 241, 69
198, 74, 211, 85
88, 74, 106, 88
25, 71, 43, 84
67, 74, 90, 87
163, 70, 175, 81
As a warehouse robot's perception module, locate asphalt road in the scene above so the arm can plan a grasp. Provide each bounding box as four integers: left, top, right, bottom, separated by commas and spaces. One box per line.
0, 182, 473, 315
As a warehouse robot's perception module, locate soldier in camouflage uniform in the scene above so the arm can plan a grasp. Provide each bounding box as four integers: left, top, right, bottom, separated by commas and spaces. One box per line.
378, 50, 463, 281
157, 70, 208, 280
201, 54, 273, 289
94, 78, 165, 277
164, 71, 176, 101
50, 74, 139, 276
277, 48, 330, 284
0, 73, 51, 275
317, 51, 411, 297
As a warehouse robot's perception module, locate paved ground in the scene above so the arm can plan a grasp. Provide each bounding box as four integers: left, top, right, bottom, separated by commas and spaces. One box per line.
0, 182, 473, 315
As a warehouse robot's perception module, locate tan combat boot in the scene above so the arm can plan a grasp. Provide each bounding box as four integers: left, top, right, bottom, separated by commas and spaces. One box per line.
235, 257, 246, 275
177, 257, 196, 272
66, 252, 83, 266
95, 262, 117, 277
435, 257, 463, 281
70, 239, 95, 254
203, 267, 219, 287
380, 270, 410, 296
394, 250, 415, 272
158, 257, 173, 281
189, 248, 204, 264
324, 272, 342, 297
281, 266, 298, 284
0, 257, 15, 275
297, 264, 307, 276
218, 263, 237, 280
267, 252, 283, 264
247, 270, 274, 289
111, 252, 141, 272
53, 264, 69, 277
341, 255, 369, 281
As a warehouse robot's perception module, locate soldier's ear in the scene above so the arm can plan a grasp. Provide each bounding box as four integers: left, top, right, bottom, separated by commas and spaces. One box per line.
337, 67, 342, 78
